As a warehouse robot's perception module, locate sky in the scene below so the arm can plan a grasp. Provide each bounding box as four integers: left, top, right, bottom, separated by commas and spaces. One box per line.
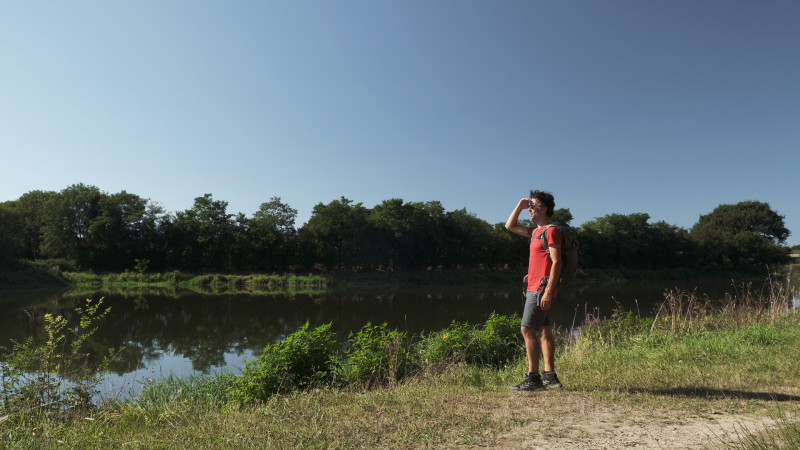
2, 1, 798, 246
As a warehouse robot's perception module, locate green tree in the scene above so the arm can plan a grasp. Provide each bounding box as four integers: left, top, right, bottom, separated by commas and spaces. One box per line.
410, 201, 448, 269
87, 191, 159, 271
369, 199, 447, 270
551, 208, 573, 227
249, 197, 298, 272
169, 194, 236, 271
40, 184, 104, 266
0, 202, 24, 264
690, 201, 790, 266
8, 190, 57, 260
369, 198, 412, 270
578, 212, 668, 268
490, 222, 527, 270
442, 208, 493, 268
648, 221, 697, 268
301, 197, 370, 271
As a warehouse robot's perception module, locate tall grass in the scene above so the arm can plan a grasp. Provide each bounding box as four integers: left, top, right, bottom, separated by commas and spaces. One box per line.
726, 408, 800, 449
558, 280, 798, 389
652, 278, 795, 334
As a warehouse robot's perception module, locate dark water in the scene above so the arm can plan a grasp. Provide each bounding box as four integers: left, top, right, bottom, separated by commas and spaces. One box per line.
0, 278, 788, 397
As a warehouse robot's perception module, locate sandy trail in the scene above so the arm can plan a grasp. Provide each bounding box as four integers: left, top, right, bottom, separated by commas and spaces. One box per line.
483, 389, 798, 450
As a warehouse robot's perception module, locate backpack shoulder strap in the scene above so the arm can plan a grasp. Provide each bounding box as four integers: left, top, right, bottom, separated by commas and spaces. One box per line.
538, 224, 554, 253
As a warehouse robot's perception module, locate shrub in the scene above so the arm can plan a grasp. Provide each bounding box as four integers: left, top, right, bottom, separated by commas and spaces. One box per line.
472, 312, 522, 367
0, 298, 121, 419
229, 322, 338, 404
336, 323, 414, 388
417, 321, 476, 367
416, 313, 522, 368
227, 313, 523, 402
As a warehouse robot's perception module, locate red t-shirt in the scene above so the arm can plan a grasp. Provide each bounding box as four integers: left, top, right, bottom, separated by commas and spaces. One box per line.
526, 225, 562, 295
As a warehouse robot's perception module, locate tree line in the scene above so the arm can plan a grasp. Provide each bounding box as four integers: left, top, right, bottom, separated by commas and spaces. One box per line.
0, 183, 792, 274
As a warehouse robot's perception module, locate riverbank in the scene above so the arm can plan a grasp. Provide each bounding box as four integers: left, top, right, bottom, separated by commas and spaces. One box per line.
2, 285, 798, 448
0, 260, 67, 290
1, 259, 785, 293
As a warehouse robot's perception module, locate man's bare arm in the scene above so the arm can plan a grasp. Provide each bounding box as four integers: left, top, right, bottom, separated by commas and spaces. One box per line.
505, 198, 531, 237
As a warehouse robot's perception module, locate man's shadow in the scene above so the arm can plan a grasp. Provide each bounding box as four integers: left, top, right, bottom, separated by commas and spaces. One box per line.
624, 387, 800, 402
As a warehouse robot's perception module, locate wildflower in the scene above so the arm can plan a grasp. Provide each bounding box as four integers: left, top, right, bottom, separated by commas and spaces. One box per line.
443, 332, 450, 341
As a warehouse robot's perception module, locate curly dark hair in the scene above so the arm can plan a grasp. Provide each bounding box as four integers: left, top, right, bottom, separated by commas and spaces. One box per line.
529, 190, 555, 217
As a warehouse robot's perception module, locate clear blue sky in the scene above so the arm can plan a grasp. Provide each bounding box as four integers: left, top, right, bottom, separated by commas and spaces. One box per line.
2, 1, 798, 246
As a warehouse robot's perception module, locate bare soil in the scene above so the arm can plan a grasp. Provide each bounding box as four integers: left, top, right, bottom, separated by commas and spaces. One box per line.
472, 387, 799, 449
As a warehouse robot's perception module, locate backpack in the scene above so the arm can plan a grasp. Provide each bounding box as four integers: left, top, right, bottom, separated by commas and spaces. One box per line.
536, 224, 579, 288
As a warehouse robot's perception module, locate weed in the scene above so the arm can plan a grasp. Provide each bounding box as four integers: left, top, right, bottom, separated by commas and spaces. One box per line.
229, 322, 339, 403
336, 322, 414, 388
0, 298, 122, 422
416, 313, 522, 368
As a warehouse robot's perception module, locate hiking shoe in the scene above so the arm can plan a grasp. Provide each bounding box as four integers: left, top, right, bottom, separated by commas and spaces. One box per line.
542, 371, 562, 389
510, 372, 545, 392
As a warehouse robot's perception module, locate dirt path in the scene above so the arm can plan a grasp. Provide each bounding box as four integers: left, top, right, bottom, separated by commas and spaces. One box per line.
485, 390, 789, 449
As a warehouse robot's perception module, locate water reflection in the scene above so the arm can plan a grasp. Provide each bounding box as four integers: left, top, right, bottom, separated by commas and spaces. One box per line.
0, 279, 775, 393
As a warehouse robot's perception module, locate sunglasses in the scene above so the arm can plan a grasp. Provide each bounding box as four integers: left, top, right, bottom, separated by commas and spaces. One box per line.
528, 201, 542, 210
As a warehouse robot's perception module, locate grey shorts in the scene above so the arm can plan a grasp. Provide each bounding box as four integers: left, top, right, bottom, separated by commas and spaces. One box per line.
521, 290, 551, 331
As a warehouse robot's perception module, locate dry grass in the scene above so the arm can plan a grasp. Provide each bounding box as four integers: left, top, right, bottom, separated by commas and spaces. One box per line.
652, 278, 795, 335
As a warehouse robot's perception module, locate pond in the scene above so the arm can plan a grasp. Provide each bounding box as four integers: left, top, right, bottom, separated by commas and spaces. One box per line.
0, 277, 787, 398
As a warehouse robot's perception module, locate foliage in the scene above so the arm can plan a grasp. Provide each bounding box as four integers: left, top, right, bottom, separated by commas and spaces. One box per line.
577, 212, 697, 269
477, 312, 524, 366
301, 197, 372, 271
248, 197, 298, 272
0, 202, 24, 264
228, 312, 524, 404
0, 298, 121, 421
551, 207, 573, 226
417, 313, 522, 368
690, 200, 790, 266
229, 322, 339, 403
336, 323, 413, 387
417, 321, 476, 367
1, 184, 794, 275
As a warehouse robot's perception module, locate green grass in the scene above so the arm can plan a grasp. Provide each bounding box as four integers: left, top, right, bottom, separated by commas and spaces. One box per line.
560, 315, 800, 392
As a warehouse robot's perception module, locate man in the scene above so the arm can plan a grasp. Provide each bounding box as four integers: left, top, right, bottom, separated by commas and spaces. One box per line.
505, 190, 563, 391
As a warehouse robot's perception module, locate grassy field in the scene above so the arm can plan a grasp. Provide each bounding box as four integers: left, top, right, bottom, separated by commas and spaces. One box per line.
2, 282, 799, 449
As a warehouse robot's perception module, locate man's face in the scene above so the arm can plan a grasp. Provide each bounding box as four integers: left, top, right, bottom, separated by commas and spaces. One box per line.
527, 198, 546, 221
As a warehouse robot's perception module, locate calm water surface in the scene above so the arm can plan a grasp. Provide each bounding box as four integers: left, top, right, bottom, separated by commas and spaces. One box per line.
0, 278, 784, 398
